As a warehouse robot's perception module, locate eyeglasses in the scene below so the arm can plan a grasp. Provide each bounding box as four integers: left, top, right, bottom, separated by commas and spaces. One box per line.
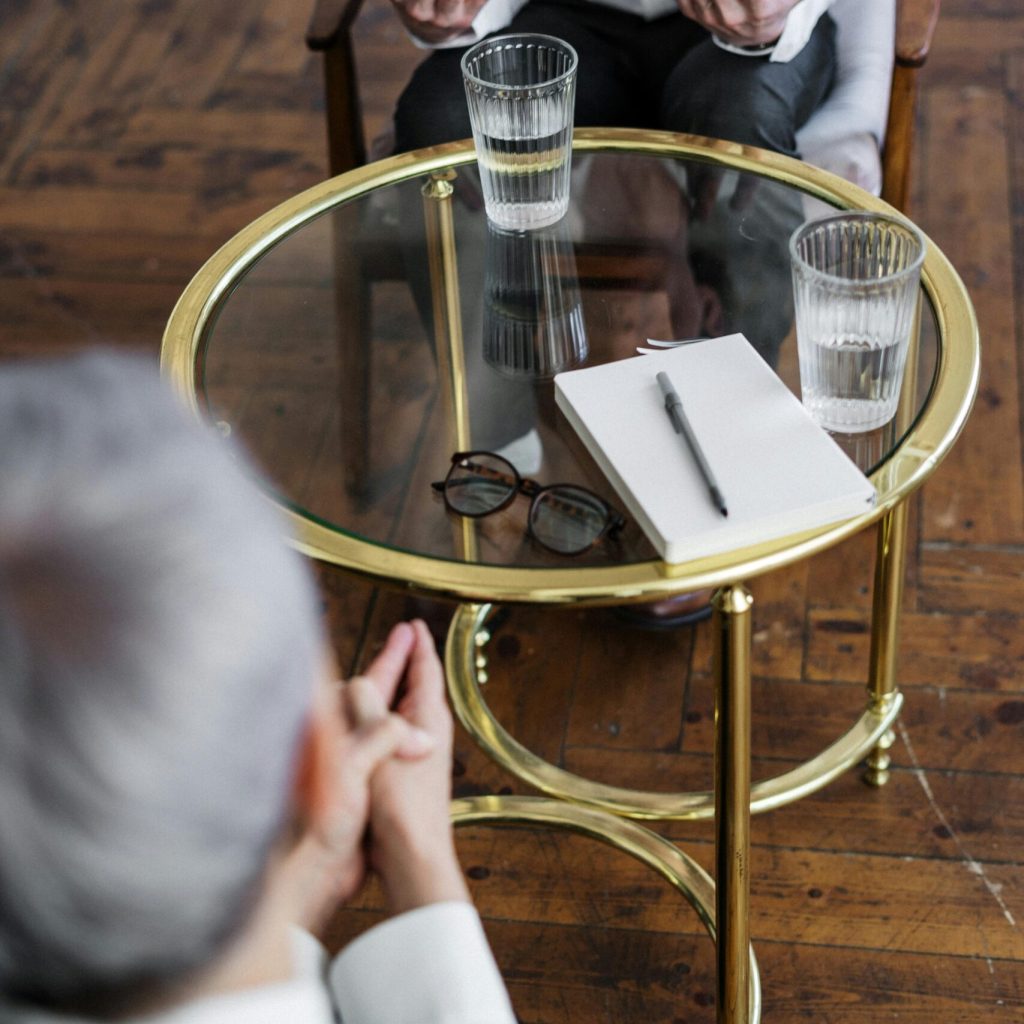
432, 450, 626, 556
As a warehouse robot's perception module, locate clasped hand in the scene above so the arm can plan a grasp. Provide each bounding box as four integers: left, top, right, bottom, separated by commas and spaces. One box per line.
304, 620, 469, 926
390, 0, 488, 44
391, 0, 799, 52
676, 0, 798, 47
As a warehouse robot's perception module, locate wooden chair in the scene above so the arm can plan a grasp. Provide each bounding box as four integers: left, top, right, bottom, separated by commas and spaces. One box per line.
306, 0, 941, 212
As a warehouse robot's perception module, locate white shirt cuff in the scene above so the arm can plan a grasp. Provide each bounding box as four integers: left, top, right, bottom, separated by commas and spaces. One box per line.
769, 0, 834, 63
329, 902, 516, 1024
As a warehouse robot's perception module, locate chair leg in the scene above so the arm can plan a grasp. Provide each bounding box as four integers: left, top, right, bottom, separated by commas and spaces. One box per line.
323, 43, 366, 177
331, 205, 372, 499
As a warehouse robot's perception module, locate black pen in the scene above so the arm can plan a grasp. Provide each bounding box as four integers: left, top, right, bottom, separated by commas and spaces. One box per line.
656, 371, 728, 517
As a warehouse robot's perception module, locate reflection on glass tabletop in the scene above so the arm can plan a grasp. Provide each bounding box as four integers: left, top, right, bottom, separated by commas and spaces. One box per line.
196, 147, 939, 572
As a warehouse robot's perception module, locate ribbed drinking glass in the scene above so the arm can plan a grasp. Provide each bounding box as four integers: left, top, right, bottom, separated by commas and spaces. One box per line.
790, 212, 926, 433
462, 34, 578, 231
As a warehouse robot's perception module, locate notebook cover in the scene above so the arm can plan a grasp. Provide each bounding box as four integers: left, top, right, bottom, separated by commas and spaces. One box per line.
553, 334, 877, 564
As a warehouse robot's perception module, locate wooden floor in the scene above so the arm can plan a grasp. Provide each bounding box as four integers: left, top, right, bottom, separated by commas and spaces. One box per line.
2, 1, 1023, 1020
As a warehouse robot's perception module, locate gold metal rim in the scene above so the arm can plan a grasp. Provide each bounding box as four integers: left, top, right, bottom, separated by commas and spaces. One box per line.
161, 128, 980, 604
451, 793, 762, 1021
447, 603, 904, 819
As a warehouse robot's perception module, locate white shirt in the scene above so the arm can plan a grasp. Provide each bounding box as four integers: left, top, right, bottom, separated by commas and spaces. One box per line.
8, 903, 517, 1024
420, 0, 835, 63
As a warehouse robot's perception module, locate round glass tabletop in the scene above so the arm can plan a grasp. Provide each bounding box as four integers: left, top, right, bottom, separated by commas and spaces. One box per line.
162, 130, 978, 604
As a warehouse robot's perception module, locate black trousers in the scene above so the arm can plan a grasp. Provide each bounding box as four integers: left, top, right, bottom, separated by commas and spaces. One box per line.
394, 0, 837, 157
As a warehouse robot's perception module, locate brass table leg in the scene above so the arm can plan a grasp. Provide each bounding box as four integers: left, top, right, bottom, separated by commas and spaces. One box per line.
864, 295, 920, 786
422, 169, 470, 452
713, 584, 753, 1024
864, 500, 909, 786
421, 170, 478, 560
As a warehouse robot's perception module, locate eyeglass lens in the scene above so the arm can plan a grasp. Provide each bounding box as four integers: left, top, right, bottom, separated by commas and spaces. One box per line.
444, 453, 518, 516
444, 453, 611, 555
529, 486, 610, 554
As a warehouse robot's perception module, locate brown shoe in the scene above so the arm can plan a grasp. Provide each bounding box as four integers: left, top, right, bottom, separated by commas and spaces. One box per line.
612, 590, 714, 630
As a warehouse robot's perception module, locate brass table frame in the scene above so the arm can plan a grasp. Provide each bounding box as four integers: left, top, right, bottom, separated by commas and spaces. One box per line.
452, 794, 762, 1021
161, 129, 980, 1024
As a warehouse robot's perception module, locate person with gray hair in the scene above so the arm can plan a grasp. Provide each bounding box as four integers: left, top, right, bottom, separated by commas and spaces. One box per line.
0, 351, 516, 1023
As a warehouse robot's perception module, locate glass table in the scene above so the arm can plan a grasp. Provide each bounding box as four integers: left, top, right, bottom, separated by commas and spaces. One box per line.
162, 129, 979, 1024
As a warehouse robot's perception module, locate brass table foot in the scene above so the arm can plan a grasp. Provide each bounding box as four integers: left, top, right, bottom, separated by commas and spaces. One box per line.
864, 727, 896, 787
451, 794, 762, 1023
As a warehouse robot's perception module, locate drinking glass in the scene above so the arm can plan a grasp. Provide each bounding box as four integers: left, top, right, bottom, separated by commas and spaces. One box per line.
461, 34, 578, 231
789, 212, 926, 433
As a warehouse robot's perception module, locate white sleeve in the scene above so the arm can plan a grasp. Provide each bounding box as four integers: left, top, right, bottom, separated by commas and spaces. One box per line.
769, 0, 835, 62
328, 902, 516, 1024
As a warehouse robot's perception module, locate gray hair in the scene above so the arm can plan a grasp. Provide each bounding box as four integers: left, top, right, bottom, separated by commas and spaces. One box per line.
0, 352, 324, 1015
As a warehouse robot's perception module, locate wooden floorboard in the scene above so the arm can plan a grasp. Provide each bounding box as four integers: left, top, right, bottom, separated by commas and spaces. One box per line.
2, 1, 1022, 1020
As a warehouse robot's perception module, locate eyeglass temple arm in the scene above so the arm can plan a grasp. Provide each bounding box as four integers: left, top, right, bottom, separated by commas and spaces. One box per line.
607, 512, 627, 535
449, 457, 520, 488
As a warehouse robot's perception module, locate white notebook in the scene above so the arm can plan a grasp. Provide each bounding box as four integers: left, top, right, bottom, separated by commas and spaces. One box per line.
554, 334, 877, 564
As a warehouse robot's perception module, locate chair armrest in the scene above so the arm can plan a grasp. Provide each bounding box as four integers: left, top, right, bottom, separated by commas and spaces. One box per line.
895, 0, 940, 68
307, 0, 367, 51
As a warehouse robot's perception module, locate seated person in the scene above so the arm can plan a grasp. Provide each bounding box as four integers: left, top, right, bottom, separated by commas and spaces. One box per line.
0, 352, 516, 1024
388, 0, 838, 159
